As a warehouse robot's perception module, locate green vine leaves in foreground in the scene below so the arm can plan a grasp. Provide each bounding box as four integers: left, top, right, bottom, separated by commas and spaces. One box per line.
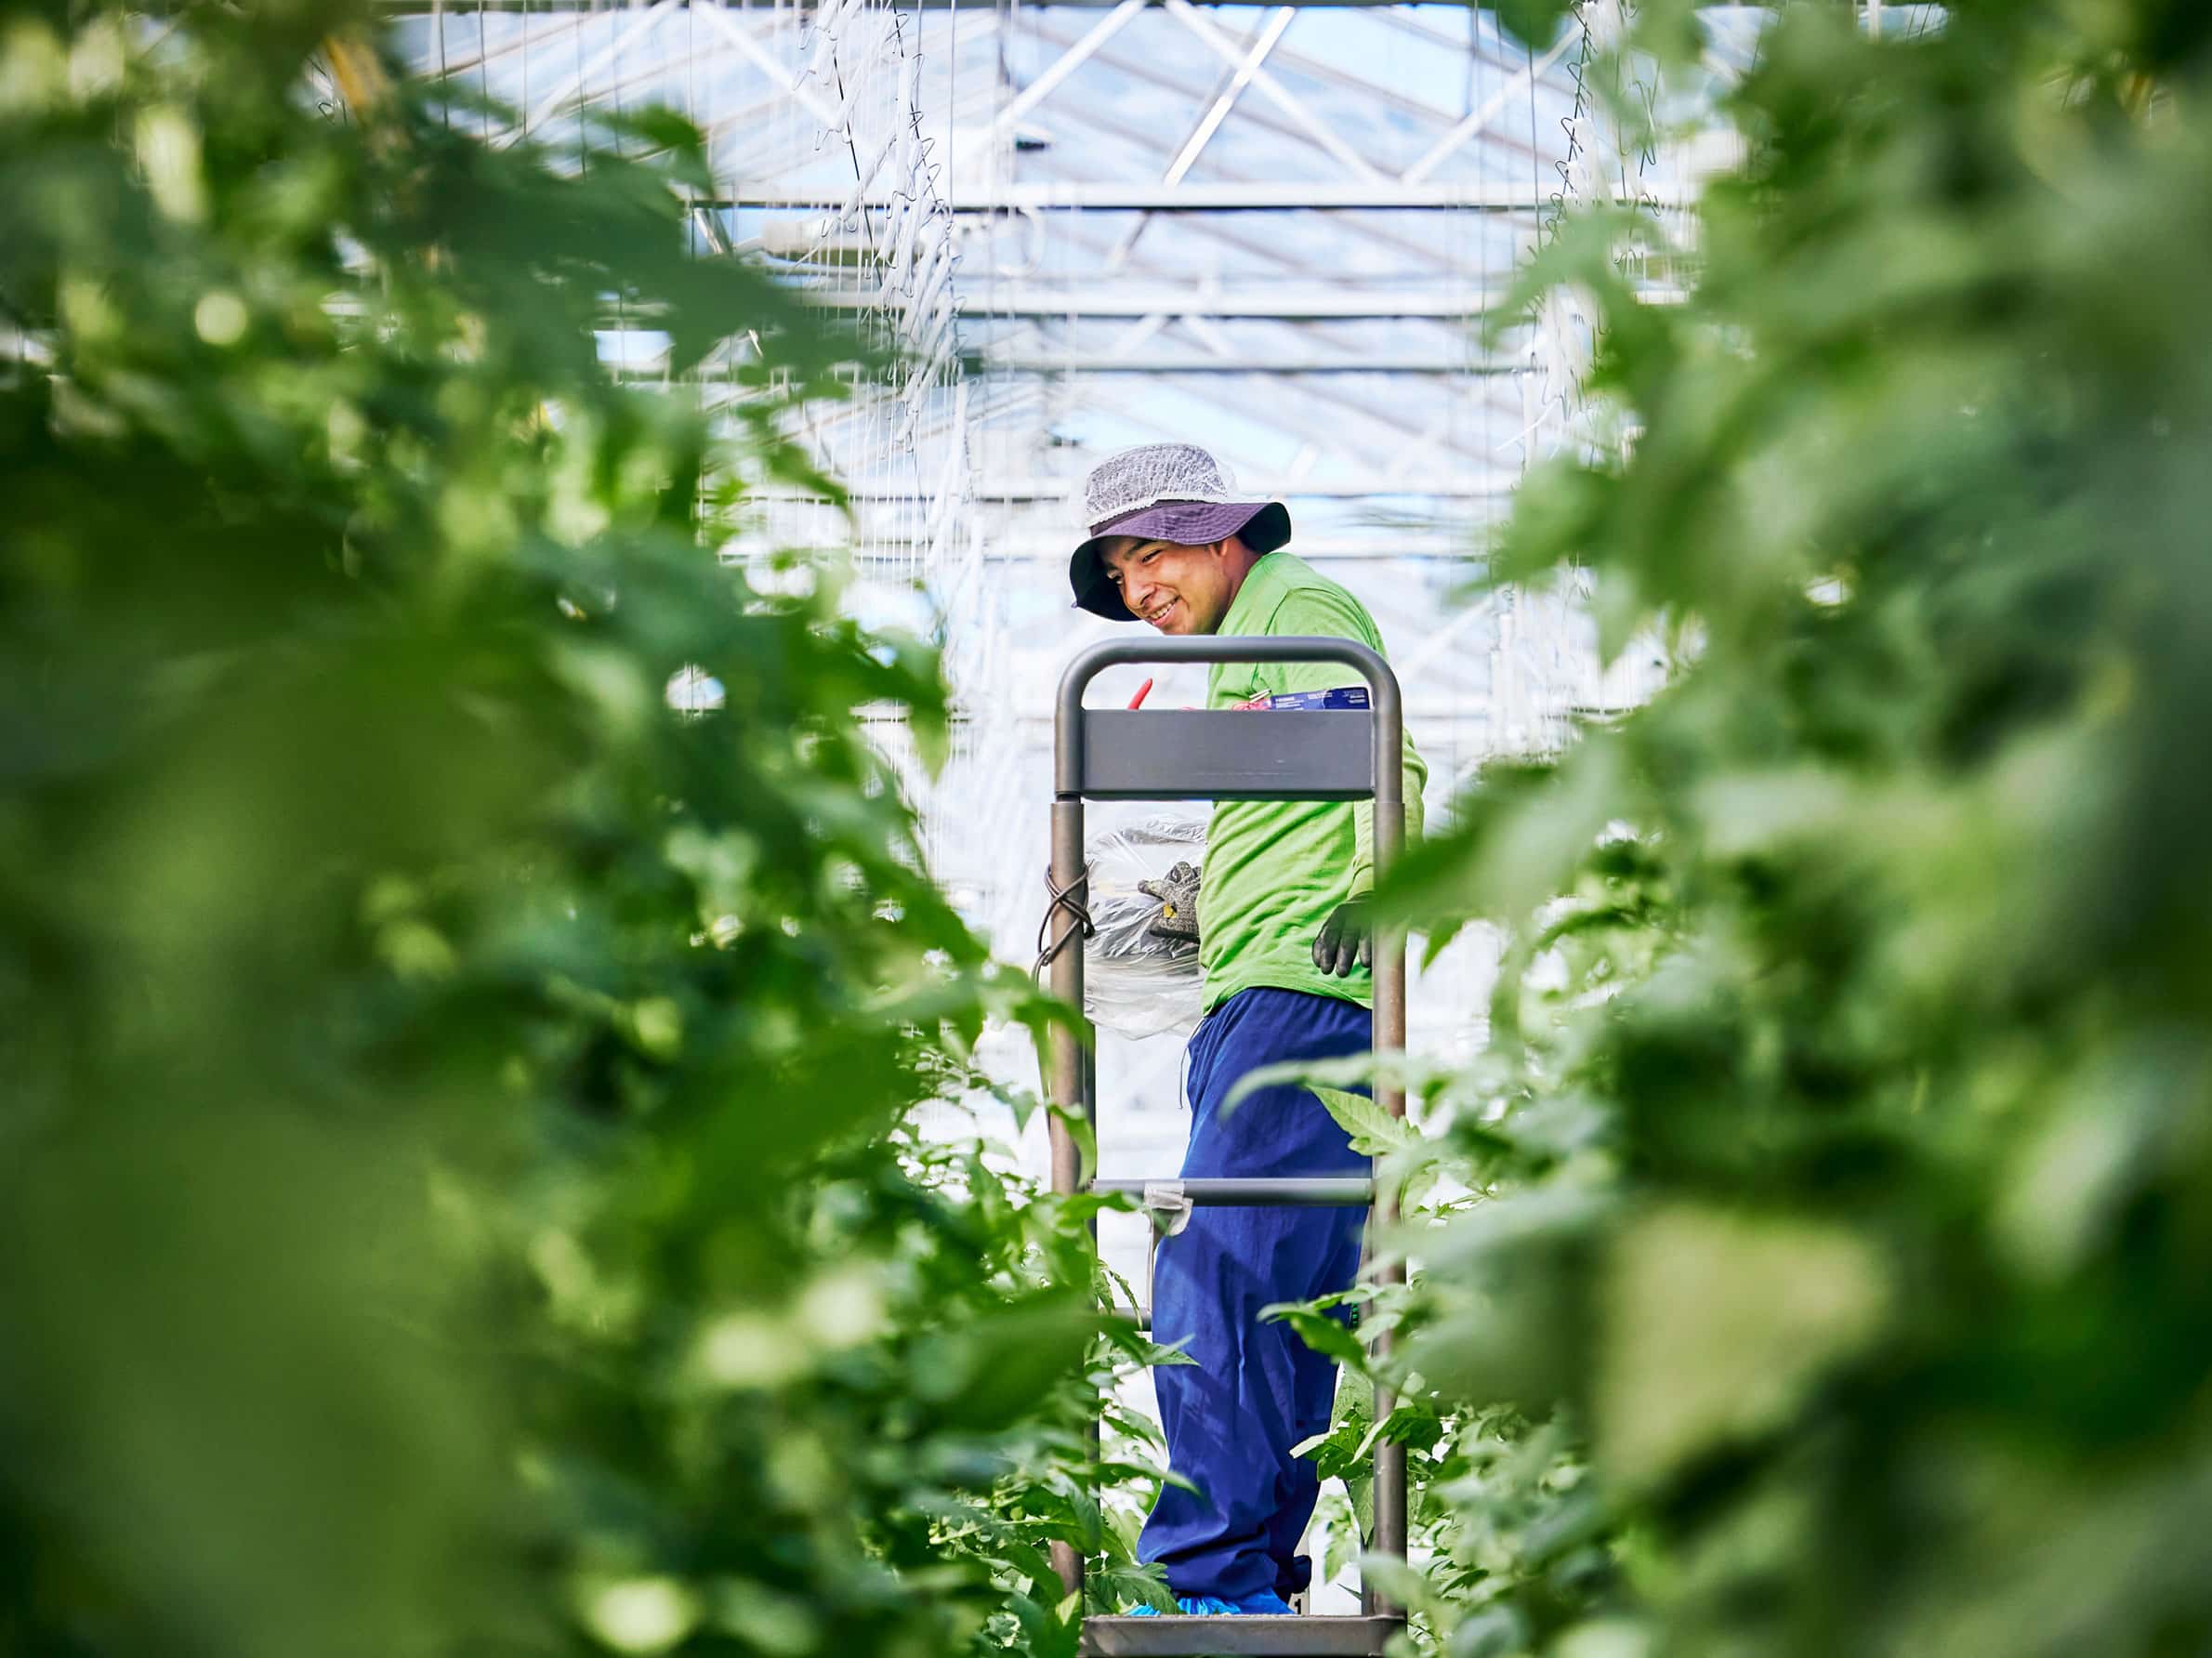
1353, 3, 2212, 1654
0, 5, 1132, 1655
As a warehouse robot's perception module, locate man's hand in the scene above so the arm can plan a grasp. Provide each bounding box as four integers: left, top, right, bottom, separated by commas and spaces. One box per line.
1138, 861, 1202, 942
1311, 896, 1372, 978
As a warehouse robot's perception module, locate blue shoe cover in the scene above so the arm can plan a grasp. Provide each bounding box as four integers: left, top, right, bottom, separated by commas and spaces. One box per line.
1124, 1592, 1291, 1617
1125, 1596, 1242, 1617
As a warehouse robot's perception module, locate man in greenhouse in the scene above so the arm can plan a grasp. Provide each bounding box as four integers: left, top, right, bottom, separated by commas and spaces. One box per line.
1066, 442, 1427, 1617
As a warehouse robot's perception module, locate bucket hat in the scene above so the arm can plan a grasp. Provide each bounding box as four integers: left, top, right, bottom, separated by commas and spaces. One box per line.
1067, 443, 1292, 622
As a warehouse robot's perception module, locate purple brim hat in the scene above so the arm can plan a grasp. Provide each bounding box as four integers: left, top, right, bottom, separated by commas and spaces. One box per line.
1069, 499, 1293, 622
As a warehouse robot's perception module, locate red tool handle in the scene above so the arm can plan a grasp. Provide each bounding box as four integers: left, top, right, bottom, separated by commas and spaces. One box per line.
1126, 678, 1153, 710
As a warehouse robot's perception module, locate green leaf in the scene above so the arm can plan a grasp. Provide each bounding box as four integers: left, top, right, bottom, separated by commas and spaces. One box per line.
1088, 1562, 1177, 1616
1493, 0, 1575, 52
1047, 1103, 1098, 1190
1356, 1552, 1438, 1617
1596, 1207, 1889, 1491
915, 1288, 1100, 1431
1311, 1086, 1418, 1157
1260, 1302, 1368, 1369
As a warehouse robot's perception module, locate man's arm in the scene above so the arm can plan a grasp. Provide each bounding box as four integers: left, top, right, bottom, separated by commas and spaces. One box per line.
1256, 586, 1428, 974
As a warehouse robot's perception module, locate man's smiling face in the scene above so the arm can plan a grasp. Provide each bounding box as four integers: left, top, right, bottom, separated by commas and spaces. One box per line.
1102, 538, 1241, 635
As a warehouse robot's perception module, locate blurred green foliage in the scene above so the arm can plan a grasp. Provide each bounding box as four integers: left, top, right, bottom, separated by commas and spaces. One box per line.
0, 4, 1152, 1653
1355, 3, 2212, 1653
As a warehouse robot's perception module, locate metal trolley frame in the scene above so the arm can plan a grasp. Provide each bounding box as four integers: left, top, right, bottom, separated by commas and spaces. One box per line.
1042, 637, 1410, 1658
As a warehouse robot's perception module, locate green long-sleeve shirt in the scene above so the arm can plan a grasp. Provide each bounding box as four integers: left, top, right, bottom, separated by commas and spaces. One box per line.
1199, 551, 1427, 1014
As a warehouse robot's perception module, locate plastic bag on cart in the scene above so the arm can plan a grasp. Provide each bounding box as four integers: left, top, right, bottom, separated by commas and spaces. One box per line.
1079, 812, 1206, 1042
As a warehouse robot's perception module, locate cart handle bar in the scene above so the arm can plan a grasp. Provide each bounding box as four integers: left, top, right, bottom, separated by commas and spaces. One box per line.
1055, 636, 1403, 800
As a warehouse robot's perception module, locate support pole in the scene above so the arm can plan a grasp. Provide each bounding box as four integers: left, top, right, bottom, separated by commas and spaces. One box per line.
1366, 648, 1409, 1610
1047, 793, 1092, 1602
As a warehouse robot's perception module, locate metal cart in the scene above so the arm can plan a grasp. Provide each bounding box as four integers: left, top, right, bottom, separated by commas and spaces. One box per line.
1041, 636, 1411, 1657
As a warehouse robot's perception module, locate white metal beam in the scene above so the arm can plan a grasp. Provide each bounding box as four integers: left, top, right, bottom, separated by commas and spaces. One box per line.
378, 0, 1544, 10
938, 143, 1532, 461
1162, 0, 1380, 182
934, 283, 1508, 319
980, 351, 1515, 375
406, 7, 570, 80
756, 473, 1519, 501
403, 0, 1516, 174
977, 59, 1453, 284
1401, 30, 1579, 185
680, 364, 1530, 460
945, 243, 1538, 460
1015, 7, 1552, 180
865, 704, 1513, 725
965, 33, 1548, 305
1057, 337, 1534, 459
511, 0, 674, 141
990, 0, 1148, 134
720, 276, 1681, 318
1164, 7, 1296, 188
706, 178, 1686, 211
726, 535, 1478, 562
693, 3, 842, 132
1104, 314, 1169, 357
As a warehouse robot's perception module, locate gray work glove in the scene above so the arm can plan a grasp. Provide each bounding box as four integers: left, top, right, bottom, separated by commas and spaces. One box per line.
1311, 895, 1372, 978
1136, 861, 1201, 942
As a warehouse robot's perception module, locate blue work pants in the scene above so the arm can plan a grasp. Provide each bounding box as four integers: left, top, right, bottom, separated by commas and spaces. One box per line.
1138, 986, 1371, 1604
